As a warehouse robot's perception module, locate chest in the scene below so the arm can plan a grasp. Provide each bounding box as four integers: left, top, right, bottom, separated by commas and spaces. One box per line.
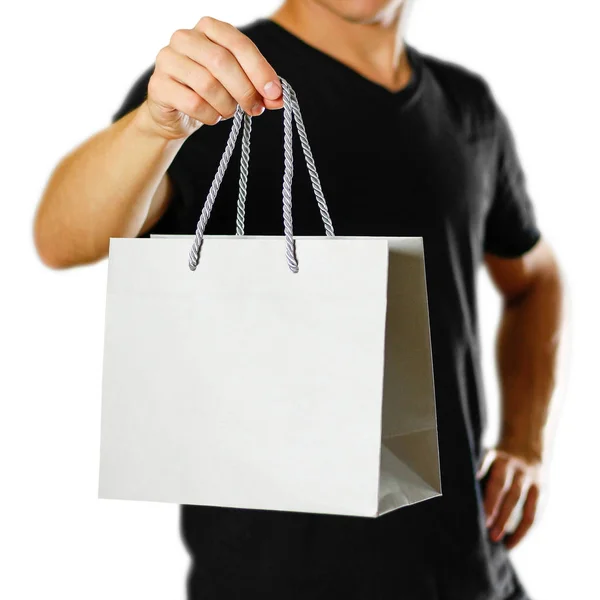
185, 100, 496, 244
245, 110, 494, 239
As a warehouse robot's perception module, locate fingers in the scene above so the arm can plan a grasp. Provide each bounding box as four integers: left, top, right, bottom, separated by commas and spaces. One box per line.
480, 451, 541, 549
157, 46, 237, 119
147, 17, 283, 137
505, 485, 539, 550
170, 28, 264, 117
483, 459, 511, 528
196, 16, 284, 110
148, 72, 221, 126
489, 470, 526, 542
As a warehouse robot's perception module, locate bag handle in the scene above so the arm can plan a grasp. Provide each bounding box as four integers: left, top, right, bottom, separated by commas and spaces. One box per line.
188, 77, 335, 273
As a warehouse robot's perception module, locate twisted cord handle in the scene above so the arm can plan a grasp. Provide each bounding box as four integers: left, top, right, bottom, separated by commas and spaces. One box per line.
235, 112, 252, 236
281, 77, 298, 271
188, 77, 334, 272
288, 87, 334, 237
188, 105, 245, 271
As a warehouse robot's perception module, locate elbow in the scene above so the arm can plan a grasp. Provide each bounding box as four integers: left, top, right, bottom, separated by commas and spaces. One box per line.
33, 159, 105, 269
33, 207, 71, 270
33, 209, 107, 269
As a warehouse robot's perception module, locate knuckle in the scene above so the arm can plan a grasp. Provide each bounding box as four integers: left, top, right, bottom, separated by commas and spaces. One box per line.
207, 46, 230, 70
196, 15, 215, 31
184, 94, 204, 116
155, 46, 171, 70
170, 28, 190, 47
197, 75, 219, 97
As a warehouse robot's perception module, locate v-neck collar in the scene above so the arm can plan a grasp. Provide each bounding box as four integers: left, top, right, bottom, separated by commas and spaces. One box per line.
258, 17, 424, 106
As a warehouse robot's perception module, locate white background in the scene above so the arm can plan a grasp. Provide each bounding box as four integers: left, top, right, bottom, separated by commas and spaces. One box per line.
1, 0, 598, 598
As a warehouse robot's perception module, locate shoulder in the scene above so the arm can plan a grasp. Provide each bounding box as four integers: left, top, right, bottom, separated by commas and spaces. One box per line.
412, 47, 499, 139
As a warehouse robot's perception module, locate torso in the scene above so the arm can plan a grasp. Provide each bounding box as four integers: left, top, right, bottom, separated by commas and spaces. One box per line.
118, 18, 534, 599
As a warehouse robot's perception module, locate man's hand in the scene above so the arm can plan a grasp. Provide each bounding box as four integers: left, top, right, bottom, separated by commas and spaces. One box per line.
477, 448, 541, 550
143, 16, 284, 140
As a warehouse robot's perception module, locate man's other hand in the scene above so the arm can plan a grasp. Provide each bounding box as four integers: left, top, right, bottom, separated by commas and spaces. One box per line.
477, 448, 542, 549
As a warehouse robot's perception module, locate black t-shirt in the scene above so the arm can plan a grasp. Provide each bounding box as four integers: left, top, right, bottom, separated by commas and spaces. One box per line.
111, 18, 540, 600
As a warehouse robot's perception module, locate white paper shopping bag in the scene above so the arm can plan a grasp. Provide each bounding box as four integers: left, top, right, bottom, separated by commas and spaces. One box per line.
99, 78, 441, 517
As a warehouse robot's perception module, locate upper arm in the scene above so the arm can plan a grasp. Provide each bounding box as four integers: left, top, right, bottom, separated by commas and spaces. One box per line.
485, 239, 559, 302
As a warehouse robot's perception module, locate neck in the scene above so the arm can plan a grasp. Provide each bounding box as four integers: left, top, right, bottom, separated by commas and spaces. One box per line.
270, 0, 413, 92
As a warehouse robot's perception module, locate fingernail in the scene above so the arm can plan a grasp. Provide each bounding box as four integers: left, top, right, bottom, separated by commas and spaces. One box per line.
263, 79, 282, 100
251, 103, 265, 117
491, 528, 502, 541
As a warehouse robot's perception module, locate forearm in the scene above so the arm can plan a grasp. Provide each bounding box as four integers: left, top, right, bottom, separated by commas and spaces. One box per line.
34, 101, 186, 268
496, 264, 563, 462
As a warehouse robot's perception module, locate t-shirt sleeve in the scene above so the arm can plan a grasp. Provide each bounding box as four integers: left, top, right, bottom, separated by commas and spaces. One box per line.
111, 64, 182, 237
483, 91, 542, 257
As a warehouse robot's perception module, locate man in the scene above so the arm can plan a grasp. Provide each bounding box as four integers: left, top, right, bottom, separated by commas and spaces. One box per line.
33, 1, 563, 598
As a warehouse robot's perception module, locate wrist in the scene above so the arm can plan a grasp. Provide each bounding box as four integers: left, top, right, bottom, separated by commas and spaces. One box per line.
131, 101, 189, 144
497, 430, 543, 465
